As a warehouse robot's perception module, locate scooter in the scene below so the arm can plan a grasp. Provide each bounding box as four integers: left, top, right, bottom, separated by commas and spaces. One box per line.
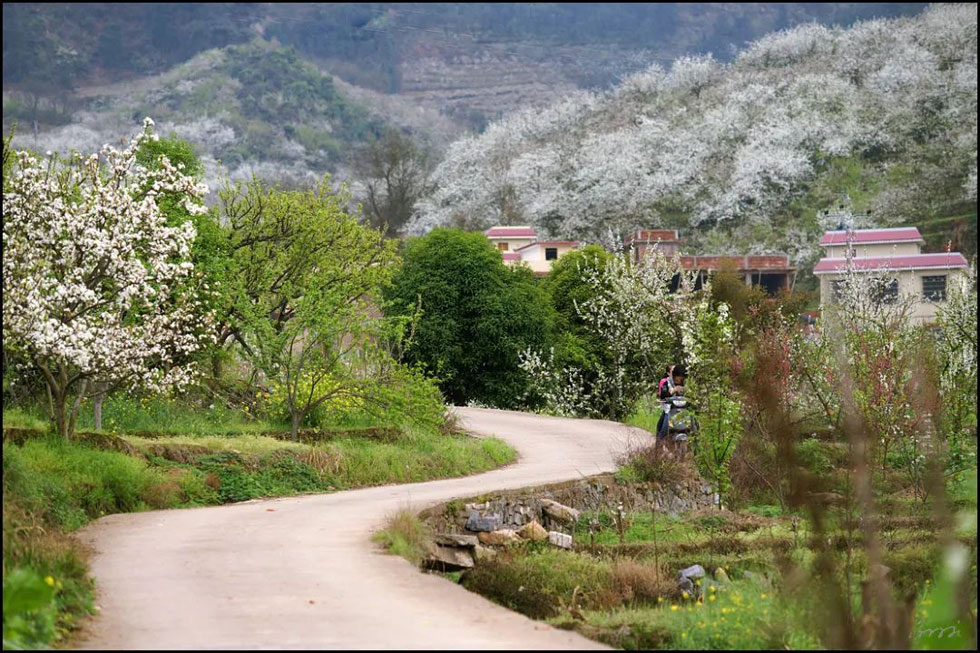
662, 395, 699, 442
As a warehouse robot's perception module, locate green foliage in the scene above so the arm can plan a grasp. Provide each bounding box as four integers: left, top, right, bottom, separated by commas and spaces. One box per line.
384, 228, 556, 408
2, 569, 57, 650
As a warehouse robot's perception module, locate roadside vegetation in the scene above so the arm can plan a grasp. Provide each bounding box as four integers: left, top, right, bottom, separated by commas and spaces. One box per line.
383, 240, 977, 650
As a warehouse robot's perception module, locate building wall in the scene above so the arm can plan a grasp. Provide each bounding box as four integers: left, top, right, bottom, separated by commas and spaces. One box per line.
823, 242, 921, 258
490, 237, 536, 252
817, 268, 967, 324
518, 243, 578, 262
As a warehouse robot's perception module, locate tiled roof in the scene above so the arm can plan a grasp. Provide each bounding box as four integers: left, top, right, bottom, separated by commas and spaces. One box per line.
678, 255, 794, 271
485, 226, 537, 238
514, 241, 581, 252
501, 252, 520, 261
819, 227, 923, 246
813, 252, 968, 273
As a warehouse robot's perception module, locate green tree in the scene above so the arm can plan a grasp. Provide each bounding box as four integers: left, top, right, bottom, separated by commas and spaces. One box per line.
384, 228, 555, 408
220, 176, 411, 440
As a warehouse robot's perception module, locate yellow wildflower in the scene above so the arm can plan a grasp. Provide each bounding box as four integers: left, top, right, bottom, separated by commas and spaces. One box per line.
671, 604, 679, 611
44, 576, 55, 587
709, 595, 716, 602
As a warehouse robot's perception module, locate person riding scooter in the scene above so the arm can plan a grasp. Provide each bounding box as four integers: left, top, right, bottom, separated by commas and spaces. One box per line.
656, 365, 687, 440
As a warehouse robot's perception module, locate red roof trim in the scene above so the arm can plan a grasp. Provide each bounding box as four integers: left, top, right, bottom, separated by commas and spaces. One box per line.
514, 241, 581, 252
501, 252, 520, 261
485, 226, 537, 238
819, 228, 923, 246
813, 252, 968, 273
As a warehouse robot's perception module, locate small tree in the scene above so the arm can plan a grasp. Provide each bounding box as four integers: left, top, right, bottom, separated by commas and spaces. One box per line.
2, 120, 213, 438
226, 176, 407, 440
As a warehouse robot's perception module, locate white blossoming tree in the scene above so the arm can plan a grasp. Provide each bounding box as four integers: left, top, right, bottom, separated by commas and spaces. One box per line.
2, 120, 213, 438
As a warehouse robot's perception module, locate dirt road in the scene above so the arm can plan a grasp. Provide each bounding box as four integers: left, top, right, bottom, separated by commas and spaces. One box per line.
74, 407, 652, 649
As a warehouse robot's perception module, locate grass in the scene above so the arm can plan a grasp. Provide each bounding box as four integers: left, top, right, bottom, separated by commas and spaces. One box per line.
373, 509, 433, 566
452, 493, 977, 650
552, 577, 823, 650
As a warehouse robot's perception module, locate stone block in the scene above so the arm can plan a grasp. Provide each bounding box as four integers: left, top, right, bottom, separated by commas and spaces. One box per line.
541, 499, 580, 524
548, 531, 573, 549
465, 512, 503, 532
517, 520, 548, 541
423, 544, 474, 572
433, 533, 479, 548
477, 529, 520, 546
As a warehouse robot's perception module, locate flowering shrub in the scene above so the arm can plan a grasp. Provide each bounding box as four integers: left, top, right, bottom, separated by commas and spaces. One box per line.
2, 120, 214, 438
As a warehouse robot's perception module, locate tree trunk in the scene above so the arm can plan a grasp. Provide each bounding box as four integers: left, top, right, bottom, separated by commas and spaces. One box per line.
53, 389, 69, 439
94, 391, 105, 431
290, 411, 302, 442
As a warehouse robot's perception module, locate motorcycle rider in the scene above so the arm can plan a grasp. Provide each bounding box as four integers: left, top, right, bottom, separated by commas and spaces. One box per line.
656, 364, 687, 439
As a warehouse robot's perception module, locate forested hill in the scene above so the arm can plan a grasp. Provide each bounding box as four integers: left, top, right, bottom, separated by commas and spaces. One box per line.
411, 3, 978, 275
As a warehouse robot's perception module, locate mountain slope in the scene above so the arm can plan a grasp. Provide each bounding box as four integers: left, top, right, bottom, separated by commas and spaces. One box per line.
411, 4, 978, 276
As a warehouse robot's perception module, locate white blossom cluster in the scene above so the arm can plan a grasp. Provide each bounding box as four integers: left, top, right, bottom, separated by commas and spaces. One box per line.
936, 260, 978, 393
519, 250, 706, 418
3, 119, 214, 396
411, 4, 977, 260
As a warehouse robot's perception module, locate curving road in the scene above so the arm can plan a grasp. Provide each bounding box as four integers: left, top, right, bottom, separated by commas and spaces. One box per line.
74, 407, 653, 650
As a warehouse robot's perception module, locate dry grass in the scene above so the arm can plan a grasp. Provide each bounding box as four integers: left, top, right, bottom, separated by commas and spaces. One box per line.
609, 559, 675, 603
373, 508, 433, 566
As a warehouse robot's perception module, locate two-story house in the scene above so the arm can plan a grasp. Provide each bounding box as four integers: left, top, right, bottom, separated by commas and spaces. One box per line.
485, 226, 581, 276
813, 226, 969, 323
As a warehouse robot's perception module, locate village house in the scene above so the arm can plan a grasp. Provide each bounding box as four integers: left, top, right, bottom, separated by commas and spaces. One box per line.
812, 226, 969, 324
485, 226, 581, 276
625, 229, 797, 295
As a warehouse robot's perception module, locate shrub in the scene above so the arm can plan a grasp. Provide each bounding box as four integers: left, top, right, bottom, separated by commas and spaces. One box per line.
618, 440, 694, 487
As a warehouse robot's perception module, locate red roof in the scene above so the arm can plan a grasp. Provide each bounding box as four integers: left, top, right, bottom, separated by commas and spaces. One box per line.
819, 227, 923, 246
485, 226, 537, 238
813, 252, 968, 273
514, 241, 581, 252
626, 229, 681, 244
501, 252, 520, 261
678, 255, 793, 271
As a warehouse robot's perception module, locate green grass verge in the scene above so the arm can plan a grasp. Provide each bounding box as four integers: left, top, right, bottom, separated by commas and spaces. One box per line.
2, 419, 516, 648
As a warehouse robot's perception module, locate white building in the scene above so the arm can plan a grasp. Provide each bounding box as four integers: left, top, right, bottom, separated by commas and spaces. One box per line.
484, 226, 581, 276
813, 227, 969, 324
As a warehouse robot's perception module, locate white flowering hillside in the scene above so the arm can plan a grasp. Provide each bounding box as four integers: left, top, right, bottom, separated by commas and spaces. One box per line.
412, 4, 977, 266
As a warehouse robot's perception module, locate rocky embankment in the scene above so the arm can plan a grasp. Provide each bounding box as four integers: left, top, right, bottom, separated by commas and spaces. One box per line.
418, 472, 717, 572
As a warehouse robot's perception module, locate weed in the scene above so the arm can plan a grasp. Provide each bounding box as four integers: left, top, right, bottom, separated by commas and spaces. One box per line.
373, 509, 432, 566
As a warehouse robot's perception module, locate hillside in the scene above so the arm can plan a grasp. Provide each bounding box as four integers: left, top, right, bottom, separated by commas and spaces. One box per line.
411, 4, 978, 281
4, 4, 927, 132
5, 41, 401, 191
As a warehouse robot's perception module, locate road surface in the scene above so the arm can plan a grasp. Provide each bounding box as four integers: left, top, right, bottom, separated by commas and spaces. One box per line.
74, 407, 652, 649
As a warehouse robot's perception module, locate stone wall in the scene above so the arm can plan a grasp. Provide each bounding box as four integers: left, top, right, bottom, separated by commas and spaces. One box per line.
420, 472, 718, 535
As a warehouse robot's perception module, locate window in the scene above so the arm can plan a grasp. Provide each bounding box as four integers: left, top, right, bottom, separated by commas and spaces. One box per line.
831, 279, 846, 303
922, 275, 947, 301
870, 277, 899, 304
545, 247, 558, 261
498, 242, 509, 251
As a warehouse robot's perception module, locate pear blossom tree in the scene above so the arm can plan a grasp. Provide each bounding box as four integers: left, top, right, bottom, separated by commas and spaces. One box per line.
2, 120, 213, 438
520, 249, 697, 420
